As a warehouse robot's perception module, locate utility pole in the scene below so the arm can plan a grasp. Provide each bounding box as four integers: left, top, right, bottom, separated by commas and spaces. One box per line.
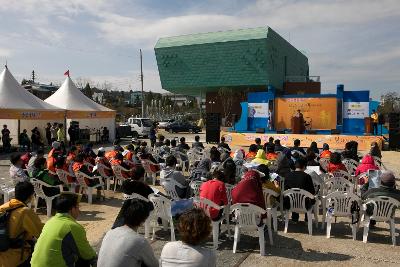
140, 49, 144, 117
31, 70, 35, 83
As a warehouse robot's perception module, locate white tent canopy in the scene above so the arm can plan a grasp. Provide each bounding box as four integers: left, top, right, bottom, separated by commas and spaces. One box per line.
0, 67, 61, 111
45, 76, 114, 111
45, 76, 115, 142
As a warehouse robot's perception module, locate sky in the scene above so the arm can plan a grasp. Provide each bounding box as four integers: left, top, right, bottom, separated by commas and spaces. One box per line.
0, 0, 399, 99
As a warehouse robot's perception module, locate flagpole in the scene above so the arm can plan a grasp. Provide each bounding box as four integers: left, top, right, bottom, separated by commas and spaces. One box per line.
140, 49, 144, 117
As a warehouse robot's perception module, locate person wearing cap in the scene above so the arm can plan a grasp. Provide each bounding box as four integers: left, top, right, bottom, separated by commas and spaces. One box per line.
320, 143, 332, 159
95, 147, 113, 176
31, 193, 96, 266
361, 171, 400, 202
47, 141, 62, 175
232, 170, 266, 211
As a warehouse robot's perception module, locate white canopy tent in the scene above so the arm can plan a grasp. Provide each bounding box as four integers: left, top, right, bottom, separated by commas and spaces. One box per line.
45, 76, 116, 142
0, 67, 65, 145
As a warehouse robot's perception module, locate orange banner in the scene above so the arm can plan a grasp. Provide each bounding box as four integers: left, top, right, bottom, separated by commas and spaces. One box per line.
221, 131, 383, 151
275, 97, 337, 130
66, 110, 116, 119
0, 109, 65, 120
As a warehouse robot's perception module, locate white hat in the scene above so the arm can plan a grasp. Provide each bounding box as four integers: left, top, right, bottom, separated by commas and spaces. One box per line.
98, 147, 105, 152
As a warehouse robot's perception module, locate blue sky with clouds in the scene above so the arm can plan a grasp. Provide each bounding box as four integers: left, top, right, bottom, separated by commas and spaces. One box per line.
0, 0, 399, 99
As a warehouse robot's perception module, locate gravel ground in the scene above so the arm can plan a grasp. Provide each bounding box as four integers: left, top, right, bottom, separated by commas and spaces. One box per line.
0, 131, 399, 266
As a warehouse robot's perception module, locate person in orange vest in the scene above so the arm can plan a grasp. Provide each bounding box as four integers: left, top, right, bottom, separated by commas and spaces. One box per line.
111, 153, 133, 179
105, 145, 123, 161
72, 153, 100, 187
319, 143, 332, 159
265, 143, 278, 161
47, 141, 63, 175
95, 148, 113, 177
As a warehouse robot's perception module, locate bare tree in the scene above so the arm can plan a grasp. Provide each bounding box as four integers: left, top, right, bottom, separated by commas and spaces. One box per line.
74, 77, 93, 90
379, 92, 400, 114
218, 87, 234, 125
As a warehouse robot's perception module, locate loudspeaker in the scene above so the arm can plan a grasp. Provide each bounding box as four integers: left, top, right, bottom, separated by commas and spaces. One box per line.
256, 128, 265, 133
389, 113, 400, 130
331, 129, 341, 134
389, 130, 400, 149
276, 130, 285, 134
206, 113, 221, 143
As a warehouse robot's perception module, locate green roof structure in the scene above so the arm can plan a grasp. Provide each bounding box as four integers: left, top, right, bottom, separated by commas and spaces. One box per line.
154, 27, 308, 96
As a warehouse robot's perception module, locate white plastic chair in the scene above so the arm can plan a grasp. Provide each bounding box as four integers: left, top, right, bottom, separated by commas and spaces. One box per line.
330, 170, 352, 181
172, 151, 189, 173
31, 178, 62, 217
325, 191, 361, 240
97, 163, 114, 191
319, 158, 330, 172
111, 165, 131, 191
74, 171, 104, 204
161, 178, 186, 200
263, 188, 280, 232
189, 180, 203, 197
362, 196, 400, 245
141, 159, 159, 185
193, 197, 226, 249
56, 169, 76, 192
0, 178, 15, 203
342, 159, 358, 176
283, 188, 315, 235
123, 193, 151, 238
235, 164, 246, 181
230, 203, 267, 255
148, 193, 175, 241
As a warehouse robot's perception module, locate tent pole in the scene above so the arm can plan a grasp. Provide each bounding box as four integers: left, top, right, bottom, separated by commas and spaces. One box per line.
17, 119, 20, 147
64, 112, 67, 145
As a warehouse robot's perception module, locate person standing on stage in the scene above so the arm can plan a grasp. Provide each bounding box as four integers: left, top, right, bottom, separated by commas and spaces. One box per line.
371, 109, 379, 135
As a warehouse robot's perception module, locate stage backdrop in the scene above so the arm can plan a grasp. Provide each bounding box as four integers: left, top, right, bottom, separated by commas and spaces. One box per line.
274, 97, 337, 130
221, 131, 383, 151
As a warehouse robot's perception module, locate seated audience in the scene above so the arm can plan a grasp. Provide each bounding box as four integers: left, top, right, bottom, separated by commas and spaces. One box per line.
18, 129, 31, 151
160, 155, 189, 198
327, 152, 348, 173
31, 157, 62, 197
232, 170, 265, 210
218, 137, 231, 152
73, 153, 101, 187
155, 134, 165, 147
265, 143, 278, 161
291, 139, 306, 155
251, 149, 269, 165
220, 158, 236, 184
276, 153, 293, 178
283, 158, 316, 222
210, 147, 221, 166
111, 153, 132, 179
190, 158, 212, 181
0, 181, 44, 267
245, 144, 258, 160
319, 143, 332, 159
31, 193, 96, 266
20, 152, 31, 169
27, 149, 44, 176
341, 141, 359, 161
199, 170, 228, 220
306, 149, 320, 167
160, 208, 216, 266
83, 143, 96, 165
105, 145, 123, 161
47, 141, 63, 174
369, 141, 382, 159
178, 137, 190, 151
309, 141, 319, 155
355, 154, 380, 177
232, 149, 245, 166
268, 136, 274, 146
9, 153, 29, 183
98, 199, 157, 267
192, 135, 204, 149
274, 139, 284, 152
257, 164, 280, 205
255, 137, 263, 150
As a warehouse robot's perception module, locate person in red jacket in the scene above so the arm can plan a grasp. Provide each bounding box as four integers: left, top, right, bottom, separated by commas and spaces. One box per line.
327, 152, 348, 173
355, 154, 379, 177
320, 143, 332, 159
199, 170, 228, 220
232, 170, 265, 210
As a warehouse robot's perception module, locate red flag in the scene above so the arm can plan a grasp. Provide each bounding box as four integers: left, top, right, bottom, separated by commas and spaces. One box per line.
64, 70, 70, 77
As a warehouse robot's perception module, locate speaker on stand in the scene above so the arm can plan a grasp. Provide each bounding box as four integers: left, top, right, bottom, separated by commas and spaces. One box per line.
206, 113, 221, 143
388, 113, 400, 150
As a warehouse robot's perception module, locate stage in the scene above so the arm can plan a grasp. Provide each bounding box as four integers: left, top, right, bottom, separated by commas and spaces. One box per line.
221, 130, 384, 151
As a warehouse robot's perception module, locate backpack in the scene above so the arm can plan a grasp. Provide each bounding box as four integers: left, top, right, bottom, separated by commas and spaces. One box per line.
0, 205, 25, 252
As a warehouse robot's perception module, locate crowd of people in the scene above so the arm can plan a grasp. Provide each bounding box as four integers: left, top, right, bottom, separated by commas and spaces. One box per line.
0, 132, 399, 266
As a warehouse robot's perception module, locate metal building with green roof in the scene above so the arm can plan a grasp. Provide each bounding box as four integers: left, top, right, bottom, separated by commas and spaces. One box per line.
154, 27, 309, 96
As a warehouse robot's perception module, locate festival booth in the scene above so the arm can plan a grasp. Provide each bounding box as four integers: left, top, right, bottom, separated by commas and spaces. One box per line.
227, 85, 384, 150
45, 77, 116, 143
0, 67, 65, 145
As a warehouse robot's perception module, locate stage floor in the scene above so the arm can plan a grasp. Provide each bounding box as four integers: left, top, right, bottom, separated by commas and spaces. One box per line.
221, 131, 384, 151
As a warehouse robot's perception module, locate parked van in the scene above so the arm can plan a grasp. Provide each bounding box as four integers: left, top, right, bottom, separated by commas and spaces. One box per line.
127, 117, 153, 138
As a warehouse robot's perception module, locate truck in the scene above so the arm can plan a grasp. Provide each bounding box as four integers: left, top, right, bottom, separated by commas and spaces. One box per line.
125, 117, 153, 138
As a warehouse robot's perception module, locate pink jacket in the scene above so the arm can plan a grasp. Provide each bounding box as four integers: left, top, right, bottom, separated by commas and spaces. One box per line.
355, 155, 379, 176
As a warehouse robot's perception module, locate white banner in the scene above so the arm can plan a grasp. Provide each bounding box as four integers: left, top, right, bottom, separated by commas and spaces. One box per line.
344, 102, 369, 119
248, 103, 269, 118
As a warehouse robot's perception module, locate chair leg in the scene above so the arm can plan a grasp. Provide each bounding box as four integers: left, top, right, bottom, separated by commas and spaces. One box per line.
114, 178, 118, 191
87, 187, 93, 204
321, 198, 326, 230
351, 222, 357, 241
233, 225, 239, 253
272, 208, 278, 232
390, 219, 396, 246
144, 219, 150, 239
326, 214, 332, 238
106, 178, 110, 191
307, 211, 313, 235
170, 220, 175, 241
284, 212, 289, 233
313, 204, 319, 228
225, 210, 231, 238
162, 219, 168, 231
46, 199, 52, 217
34, 196, 39, 213
258, 226, 266, 256
212, 222, 219, 249
363, 217, 370, 243
266, 211, 273, 245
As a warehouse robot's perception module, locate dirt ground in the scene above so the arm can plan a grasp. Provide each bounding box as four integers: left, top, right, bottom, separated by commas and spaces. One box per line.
1, 132, 400, 266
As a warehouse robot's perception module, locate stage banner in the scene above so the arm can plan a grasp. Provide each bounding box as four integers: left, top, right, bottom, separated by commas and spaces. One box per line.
343, 102, 369, 119
248, 103, 269, 118
275, 97, 337, 130
221, 131, 383, 151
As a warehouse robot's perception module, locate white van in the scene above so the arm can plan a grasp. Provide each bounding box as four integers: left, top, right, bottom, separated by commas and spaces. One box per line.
127, 117, 153, 138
